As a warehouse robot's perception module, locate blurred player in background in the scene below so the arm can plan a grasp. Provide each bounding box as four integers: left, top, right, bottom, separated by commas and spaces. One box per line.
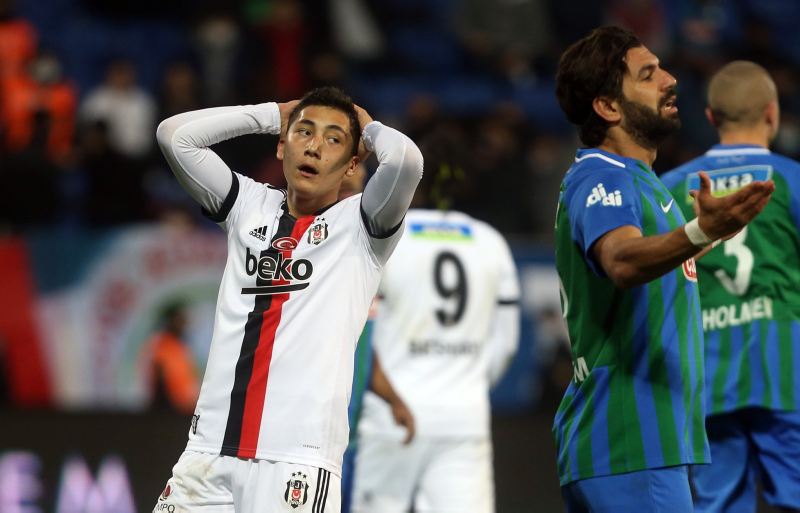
139, 302, 200, 414
351, 134, 521, 513
553, 27, 774, 512
338, 164, 415, 513
154, 87, 422, 512
661, 61, 800, 512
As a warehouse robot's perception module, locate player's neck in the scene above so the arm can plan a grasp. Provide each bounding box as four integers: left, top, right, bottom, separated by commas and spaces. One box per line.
285, 188, 337, 218
717, 128, 771, 149
598, 131, 657, 168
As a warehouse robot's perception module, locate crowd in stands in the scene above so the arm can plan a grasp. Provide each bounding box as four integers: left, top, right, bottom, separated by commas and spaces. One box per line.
1, 0, 800, 241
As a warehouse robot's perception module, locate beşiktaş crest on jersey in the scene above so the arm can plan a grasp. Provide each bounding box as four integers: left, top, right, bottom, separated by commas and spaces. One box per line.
308, 218, 329, 245
284, 472, 309, 508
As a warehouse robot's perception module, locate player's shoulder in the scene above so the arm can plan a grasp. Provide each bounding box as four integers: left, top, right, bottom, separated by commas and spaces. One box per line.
565, 148, 634, 187
562, 149, 638, 211
660, 155, 706, 190
234, 172, 286, 197
405, 208, 484, 228
330, 193, 362, 214
404, 209, 499, 242
766, 151, 800, 175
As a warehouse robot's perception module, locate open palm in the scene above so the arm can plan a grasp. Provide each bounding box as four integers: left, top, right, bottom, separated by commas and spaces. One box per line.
690, 171, 775, 241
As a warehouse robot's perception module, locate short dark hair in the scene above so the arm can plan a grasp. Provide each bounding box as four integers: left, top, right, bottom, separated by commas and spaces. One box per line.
417, 129, 466, 210
556, 26, 641, 147
287, 87, 361, 156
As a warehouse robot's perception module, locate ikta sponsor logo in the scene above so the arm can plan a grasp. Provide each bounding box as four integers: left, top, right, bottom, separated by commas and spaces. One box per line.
242, 247, 313, 295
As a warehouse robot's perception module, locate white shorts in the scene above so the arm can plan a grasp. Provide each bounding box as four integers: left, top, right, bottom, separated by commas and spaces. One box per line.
351, 438, 494, 513
153, 450, 341, 513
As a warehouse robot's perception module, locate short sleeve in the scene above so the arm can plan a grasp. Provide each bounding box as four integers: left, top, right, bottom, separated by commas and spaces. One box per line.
203, 172, 270, 234
492, 229, 520, 303
566, 167, 643, 277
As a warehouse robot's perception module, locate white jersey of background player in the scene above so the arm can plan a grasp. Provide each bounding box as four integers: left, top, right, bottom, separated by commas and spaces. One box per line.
153, 87, 422, 513
352, 168, 520, 513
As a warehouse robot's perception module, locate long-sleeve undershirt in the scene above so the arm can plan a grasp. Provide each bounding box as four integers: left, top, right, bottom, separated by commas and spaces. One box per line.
155, 103, 423, 241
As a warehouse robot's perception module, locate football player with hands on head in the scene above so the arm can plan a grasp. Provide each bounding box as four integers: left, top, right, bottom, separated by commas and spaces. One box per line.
153, 87, 423, 513
552, 27, 774, 512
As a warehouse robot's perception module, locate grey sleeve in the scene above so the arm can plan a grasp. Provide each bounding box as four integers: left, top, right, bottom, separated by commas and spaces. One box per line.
359, 121, 424, 241
155, 103, 282, 214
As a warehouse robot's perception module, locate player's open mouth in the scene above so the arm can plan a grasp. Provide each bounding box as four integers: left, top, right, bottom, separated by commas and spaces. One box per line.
662, 95, 677, 114
299, 164, 318, 177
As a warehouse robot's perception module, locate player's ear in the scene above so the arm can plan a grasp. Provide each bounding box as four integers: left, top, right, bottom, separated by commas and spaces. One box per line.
277, 139, 285, 161
705, 108, 719, 128
765, 101, 780, 135
345, 156, 359, 177
593, 96, 621, 123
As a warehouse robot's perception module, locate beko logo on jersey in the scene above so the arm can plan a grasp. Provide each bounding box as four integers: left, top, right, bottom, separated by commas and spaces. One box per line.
586, 183, 622, 207
242, 247, 313, 295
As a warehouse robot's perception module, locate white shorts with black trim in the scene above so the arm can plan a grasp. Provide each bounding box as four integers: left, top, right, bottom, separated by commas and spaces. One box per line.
153, 450, 340, 513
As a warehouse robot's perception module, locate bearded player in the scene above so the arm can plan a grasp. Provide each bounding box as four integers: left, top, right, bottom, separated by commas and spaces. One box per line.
553, 27, 774, 511
153, 87, 422, 512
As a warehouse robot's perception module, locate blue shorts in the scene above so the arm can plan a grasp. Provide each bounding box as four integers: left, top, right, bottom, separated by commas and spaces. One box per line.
341, 444, 357, 513
562, 465, 692, 513
692, 407, 800, 512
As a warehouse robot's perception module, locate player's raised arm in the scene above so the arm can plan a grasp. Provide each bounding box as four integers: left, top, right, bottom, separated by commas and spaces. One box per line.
593, 172, 774, 290
155, 103, 282, 215
358, 106, 424, 255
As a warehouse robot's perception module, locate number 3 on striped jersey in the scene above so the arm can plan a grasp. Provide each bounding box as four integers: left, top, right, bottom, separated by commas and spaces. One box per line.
714, 226, 753, 296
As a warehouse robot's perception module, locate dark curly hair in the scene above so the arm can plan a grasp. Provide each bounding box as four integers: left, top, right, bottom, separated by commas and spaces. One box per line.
287, 87, 361, 156
556, 27, 641, 147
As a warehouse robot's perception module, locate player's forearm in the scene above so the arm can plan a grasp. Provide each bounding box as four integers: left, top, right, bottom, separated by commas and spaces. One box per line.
156, 104, 281, 210
598, 226, 702, 289
360, 122, 424, 237
486, 305, 520, 386
369, 355, 401, 405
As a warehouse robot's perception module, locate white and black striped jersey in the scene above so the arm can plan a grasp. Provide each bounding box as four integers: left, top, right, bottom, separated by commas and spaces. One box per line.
156, 103, 422, 476
358, 209, 520, 440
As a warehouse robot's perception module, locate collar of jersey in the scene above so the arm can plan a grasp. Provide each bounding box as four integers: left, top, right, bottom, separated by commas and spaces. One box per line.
574, 147, 628, 169
706, 144, 771, 156
280, 198, 339, 219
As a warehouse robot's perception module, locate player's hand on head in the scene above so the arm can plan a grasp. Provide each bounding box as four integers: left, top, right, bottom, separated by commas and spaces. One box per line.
690, 171, 775, 241
390, 396, 415, 444
354, 105, 373, 162
278, 100, 301, 138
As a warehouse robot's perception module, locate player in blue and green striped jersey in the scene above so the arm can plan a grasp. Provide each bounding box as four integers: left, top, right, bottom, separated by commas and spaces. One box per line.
553, 27, 775, 512
661, 61, 800, 512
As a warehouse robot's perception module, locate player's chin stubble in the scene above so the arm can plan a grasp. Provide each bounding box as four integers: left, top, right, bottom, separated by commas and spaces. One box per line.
618, 94, 681, 151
